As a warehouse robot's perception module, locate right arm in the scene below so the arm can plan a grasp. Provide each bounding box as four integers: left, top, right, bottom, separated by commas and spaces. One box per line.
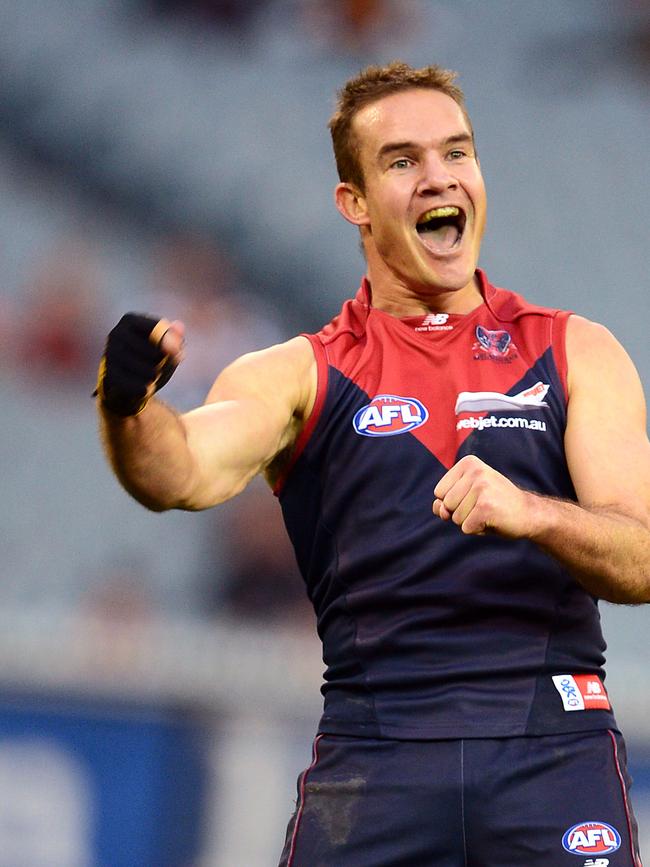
98, 322, 316, 512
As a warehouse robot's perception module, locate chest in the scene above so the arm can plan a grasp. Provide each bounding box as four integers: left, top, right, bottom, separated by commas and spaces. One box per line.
318, 316, 571, 494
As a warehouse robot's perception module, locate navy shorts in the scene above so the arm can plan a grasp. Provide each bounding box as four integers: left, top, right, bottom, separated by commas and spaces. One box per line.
278, 730, 643, 867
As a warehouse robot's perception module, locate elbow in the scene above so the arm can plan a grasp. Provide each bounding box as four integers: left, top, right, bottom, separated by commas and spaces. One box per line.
116, 474, 187, 513
124, 486, 177, 513
141, 498, 173, 514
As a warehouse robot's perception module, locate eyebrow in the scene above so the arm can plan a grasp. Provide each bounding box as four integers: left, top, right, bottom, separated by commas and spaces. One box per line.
377, 133, 474, 162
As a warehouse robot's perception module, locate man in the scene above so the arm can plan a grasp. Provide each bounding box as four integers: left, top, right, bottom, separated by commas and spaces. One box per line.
97, 62, 649, 865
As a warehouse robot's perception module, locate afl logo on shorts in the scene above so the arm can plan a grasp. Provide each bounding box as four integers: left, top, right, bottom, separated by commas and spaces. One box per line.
562, 821, 621, 855
353, 395, 428, 437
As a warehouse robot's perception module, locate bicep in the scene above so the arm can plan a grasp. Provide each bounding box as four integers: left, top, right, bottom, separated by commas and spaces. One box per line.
178, 338, 316, 508
181, 396, 292, 504
564, 315, 650, 524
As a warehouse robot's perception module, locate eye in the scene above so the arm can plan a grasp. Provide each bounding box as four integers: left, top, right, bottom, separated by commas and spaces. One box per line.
390, 157, 413, 170
448, 149, 467, 160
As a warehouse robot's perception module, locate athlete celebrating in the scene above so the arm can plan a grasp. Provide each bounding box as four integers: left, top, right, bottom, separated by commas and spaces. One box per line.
97, 62, 649, 865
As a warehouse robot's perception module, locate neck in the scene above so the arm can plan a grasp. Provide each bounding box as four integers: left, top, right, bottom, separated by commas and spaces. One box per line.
364, 254, 483, 317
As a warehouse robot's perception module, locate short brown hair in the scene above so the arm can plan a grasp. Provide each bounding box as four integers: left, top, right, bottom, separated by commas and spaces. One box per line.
328, 60, 471, 191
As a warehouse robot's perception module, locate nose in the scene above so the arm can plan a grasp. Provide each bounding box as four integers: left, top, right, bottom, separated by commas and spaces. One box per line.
416, 153, 457, 196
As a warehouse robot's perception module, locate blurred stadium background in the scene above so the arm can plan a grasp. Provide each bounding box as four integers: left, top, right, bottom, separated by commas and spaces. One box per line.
0, 0, 648, 864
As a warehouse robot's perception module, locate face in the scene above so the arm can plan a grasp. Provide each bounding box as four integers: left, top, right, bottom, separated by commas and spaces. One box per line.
337, 88, 487, 299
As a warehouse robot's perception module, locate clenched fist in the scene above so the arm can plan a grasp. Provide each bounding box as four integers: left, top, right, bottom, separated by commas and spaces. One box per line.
433, 455, 537, 538
95, 313, 185, 416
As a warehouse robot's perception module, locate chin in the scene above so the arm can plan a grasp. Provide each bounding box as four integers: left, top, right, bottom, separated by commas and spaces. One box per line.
405, 240, 473, 289
418, 261, 475, 293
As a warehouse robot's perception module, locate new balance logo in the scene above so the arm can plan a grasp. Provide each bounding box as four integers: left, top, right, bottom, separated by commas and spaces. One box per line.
415, 312, 453, 332
422, 313, 449, 326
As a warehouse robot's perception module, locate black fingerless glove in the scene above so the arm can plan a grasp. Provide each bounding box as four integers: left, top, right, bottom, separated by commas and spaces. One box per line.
94, 313, 177, 417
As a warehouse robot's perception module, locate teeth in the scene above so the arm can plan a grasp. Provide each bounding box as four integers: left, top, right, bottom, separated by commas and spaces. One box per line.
419, 206, 460, 223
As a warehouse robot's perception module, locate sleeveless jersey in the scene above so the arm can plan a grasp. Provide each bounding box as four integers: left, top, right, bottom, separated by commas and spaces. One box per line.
276, 270, 618, 739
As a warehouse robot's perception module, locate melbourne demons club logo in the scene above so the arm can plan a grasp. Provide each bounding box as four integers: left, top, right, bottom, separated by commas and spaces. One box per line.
562, 821, 621, 856
472, 325, 518, 363
353, 395, 428, 437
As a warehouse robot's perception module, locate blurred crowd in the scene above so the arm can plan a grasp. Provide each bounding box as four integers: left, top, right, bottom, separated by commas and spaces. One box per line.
148, 0, 417, 52
0, 227, 312, 632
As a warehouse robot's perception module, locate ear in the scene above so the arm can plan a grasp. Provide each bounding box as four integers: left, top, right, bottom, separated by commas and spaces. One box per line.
334, 182, 371, 227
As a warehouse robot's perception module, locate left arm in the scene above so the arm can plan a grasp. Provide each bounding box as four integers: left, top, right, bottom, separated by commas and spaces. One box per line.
432, 315, 650, 603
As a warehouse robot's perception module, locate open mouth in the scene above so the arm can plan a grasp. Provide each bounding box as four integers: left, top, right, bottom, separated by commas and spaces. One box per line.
415, 206, 466, 252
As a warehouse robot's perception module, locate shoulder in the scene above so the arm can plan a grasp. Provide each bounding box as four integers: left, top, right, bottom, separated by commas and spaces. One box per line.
566, 314, 635, 376
207, 335, 317, 422
565, 314, 646, 417
566, 313, 613, 344
222, 334, 315, 376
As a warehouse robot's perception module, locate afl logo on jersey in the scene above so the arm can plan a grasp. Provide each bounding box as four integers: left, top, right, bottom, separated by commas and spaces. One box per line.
353, 395, 428, 437
561, 821, 621, 856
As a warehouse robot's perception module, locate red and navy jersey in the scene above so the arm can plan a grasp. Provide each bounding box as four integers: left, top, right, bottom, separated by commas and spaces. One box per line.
276, 270, 618, 739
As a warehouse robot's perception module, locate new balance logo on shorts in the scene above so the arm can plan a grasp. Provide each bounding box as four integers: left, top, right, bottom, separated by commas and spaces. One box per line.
552, 674, 611, 711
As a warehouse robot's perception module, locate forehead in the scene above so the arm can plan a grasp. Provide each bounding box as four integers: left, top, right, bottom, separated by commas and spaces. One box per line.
353, 89, 471, 159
